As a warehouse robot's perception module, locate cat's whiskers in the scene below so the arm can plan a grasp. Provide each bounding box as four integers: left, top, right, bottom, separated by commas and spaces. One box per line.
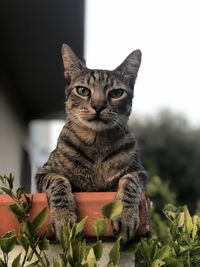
66, 115, 80, 137
78, 110, 95, 120
110, 118, 127, 138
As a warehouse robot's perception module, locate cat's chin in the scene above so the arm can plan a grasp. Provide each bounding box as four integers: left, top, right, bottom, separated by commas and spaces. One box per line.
80, 119, 114, 132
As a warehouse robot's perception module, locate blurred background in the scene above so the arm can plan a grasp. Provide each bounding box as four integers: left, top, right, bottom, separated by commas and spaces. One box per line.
0, 0, 200, 212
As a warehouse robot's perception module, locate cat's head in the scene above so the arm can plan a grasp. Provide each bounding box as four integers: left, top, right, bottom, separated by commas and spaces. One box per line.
62, 44, 141, 131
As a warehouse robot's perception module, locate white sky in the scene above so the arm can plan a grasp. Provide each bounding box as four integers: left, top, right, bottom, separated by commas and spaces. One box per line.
85, 0, 200, 126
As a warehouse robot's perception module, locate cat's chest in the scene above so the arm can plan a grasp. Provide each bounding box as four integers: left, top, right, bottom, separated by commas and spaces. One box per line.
84, 142, 133, 183
58, 132, 135, 190
87, 142, 112, 162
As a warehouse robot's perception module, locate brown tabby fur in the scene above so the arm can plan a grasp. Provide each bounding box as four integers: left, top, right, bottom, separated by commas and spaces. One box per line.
36, 44, 147, 244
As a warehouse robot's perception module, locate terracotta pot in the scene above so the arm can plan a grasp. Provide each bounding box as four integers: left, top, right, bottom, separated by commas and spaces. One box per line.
0, 192, 151, 238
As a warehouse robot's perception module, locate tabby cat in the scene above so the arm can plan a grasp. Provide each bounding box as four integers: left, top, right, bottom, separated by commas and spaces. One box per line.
36, 44, 147, 244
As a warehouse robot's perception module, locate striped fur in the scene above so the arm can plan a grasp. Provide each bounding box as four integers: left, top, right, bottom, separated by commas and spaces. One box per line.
36, 44, 147, 243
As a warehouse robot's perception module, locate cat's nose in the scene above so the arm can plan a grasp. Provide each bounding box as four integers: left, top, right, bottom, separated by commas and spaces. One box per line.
91, 102, 106, 113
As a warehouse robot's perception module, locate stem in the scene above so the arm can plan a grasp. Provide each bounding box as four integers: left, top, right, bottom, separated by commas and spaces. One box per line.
21, 249, 29, 267
163, 210, 192, 248
187, 252, 191, 267
30, 245, 47, 267
3, 252, 7, 265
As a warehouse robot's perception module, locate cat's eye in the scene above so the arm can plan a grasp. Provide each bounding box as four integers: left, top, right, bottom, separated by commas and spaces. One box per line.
109, 89, 125, 99
76, 86, 91, 97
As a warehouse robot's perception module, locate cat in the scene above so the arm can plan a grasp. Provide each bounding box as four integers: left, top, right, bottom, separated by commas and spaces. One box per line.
36, 44, 147, 244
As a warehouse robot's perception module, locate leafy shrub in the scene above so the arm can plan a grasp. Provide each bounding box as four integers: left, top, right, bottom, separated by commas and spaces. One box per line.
130, 176, 200, 266
0, 174, 122, 267
134, 205, 200, 267
1, 174, 200, 266
131, 110, 200, 211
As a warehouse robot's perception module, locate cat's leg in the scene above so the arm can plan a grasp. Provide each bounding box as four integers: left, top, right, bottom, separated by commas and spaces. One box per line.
112, 171, 145, 244
38, 173, 77, 240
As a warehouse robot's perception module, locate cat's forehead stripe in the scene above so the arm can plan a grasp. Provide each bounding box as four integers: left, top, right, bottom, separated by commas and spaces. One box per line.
85, 70, 115, 89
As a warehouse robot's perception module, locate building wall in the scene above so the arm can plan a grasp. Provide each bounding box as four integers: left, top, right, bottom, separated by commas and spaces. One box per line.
29, 120, 64, 192
0, 90, 28, 190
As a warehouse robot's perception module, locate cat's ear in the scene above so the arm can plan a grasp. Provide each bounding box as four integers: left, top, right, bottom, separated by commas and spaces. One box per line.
62, 44, 84, 82
114, 49, 142, 88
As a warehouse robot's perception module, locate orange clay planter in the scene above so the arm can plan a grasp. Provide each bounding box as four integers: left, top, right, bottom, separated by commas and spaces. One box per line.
0, 192, 151, 238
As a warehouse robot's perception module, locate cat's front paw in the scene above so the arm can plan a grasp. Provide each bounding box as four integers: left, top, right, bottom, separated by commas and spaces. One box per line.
50, 208, 77, 240
112, 208, 140, 244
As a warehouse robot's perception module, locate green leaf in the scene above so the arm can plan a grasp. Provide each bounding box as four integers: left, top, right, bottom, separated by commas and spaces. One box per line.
80, 239, 87, 263
31, 207, 48, 232
26, 220, 35, 236
8, 203, 24, 222
164, 204, 177, 213
93, 240, 103, 261
196, 216, 200, 228
72, 240, 85, 265
139, 239, 150, 260
92, 219, 107, 239
176, 212, 184, 228
183, 206, 193, 237
16, 187, 25, 200
156, 245, 171, 260
61, 224, 69, 250
69, 241, 73, 260
106, 263, 114, 267
148, 240, 158, 260
27, 249, 34, 262
69, 224, 76, 240
152, 259, 165, 267
192, 222, 198, 240
87, 247, 97, 267
3, 231, 16, 238
1, 187, 13, 196
17, 236, 29, 252
12, 253, 21, 267
38, 236, 49, 250
102, 200, 123, 220
0, 231, 16, 254
75, 216, 88, 236
109, 237, 121, 265
165, 257, 184, 267
8, 173, 14, 190
20, 222, 30, 236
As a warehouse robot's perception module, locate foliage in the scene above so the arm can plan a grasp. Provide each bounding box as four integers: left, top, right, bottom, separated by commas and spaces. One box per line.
127, 176, 200, 266
131, 110, 200, 211
145, 176, 175, 244
147, 176, 176, 213
0, 174, 122, 267
1, 173, 200, 266
0, 174, 50, 267
134, 204, 200, 267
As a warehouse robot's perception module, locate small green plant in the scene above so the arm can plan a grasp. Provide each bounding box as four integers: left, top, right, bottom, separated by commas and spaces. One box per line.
147, 176, 175, 244
0, 174, 122, 267
0, 174, 49, 267
128, 175, 200, 266
133, 204, 200, 267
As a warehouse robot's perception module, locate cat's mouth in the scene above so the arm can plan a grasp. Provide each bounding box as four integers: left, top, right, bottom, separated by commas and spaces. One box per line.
87, 113, 108, 123
78, 112, 115, 131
